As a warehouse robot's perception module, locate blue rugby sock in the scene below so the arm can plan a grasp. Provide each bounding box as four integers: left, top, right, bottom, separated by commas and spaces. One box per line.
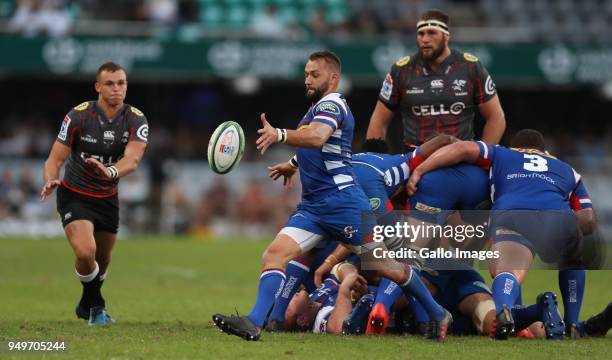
559, 269, 585, 325
400, 266, 445, 321
247, 269, 286, 328
511, 304, 538, 331
492, 272, 520, 315
408, 295, 430, 325
374, 277, 403, 314
268, 259, 310, 322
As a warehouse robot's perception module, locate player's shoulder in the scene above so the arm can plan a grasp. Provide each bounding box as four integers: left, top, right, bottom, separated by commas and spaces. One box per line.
313, 93, 348, 116
459, 50, 480, 63
71, 100, 95, 112
394, 55, 411, 67
124, 103, 146, 118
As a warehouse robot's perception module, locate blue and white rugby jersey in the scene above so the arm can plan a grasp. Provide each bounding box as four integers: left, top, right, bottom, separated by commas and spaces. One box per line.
296, 92, 357, 202
476, 141, 592, 210
352, 149, 423, 198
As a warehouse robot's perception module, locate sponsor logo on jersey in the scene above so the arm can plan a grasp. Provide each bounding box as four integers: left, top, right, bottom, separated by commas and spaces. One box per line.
64, 212, 72, 220
406, 87, 424, 94
411, 102, 465, 116
380, 73, 393, 100
104, 130, 115, 142
452, 79, 468, 96
136, 124, 149, 142
369, 198, 381, 210
80, 134, 97, 143
415, 202, 441, 214
58, 116, 71, 141
122, 131, 129, 143
130, 106, 144, 117
430, 79, 444, 95
315, 101, 340, 115
344, 225, 357, 239
395, 55, 410, 66
74, 102, 89, 111
464, 53, 479, 62
485, 75, 496, 95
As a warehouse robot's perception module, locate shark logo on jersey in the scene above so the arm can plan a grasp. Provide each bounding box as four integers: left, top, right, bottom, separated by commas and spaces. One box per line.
58, 116, 71, 141
452, 79, 467, 96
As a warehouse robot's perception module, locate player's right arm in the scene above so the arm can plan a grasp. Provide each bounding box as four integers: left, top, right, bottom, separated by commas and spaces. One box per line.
41, 141, 70, 201
256, 113, 334, 154
406, 141, 484, 195
366, 62, 403, 141
366, 101, 395, 140
570, 177, 596, 236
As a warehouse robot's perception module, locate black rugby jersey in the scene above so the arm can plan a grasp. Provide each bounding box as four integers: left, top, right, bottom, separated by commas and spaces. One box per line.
56, 101, 148, 197
378, 49, 496, 146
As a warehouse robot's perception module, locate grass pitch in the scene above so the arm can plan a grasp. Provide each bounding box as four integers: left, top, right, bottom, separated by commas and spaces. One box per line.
0, 237, 610, 359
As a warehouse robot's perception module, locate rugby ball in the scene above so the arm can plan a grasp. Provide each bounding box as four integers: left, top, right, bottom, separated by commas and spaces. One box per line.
207, 121, 245, 174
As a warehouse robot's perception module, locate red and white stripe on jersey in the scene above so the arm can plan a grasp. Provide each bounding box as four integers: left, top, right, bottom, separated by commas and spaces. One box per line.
407, 146, 424, 169
475, 140, 493, 170
260, 268, 286, 279
288, 259, 310, 272
569, 180, 593, 210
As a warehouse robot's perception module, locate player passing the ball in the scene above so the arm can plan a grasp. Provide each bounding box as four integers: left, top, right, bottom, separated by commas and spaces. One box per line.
40, 62, 148, 325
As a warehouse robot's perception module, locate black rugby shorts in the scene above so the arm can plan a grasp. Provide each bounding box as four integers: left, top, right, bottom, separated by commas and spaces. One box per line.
56, 185, 119, 233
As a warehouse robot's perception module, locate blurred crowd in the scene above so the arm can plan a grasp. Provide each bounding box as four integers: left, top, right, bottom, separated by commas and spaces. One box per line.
4, 0, 612, 42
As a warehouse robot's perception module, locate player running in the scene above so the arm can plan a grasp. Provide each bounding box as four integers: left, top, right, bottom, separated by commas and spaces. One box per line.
40, 62, 149, 325
406, 129, 595, 339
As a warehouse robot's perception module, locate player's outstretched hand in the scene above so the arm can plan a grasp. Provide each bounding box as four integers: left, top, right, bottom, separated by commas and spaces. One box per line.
268, 162, 297, 187
40, 179, 61, 201
85, 157, 112, 179
256, 113, 278, 155
406, 170, 422, 196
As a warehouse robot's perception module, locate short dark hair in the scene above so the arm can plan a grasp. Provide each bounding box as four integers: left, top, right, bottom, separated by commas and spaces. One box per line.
361, 139, 389, 154
419, 9, 450, 26
96, 62, 125, 82
308, 51, 341, 72
510, 129, 546, 151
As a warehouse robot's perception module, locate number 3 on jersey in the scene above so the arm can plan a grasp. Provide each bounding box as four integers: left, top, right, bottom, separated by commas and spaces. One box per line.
523, 154, 548, 172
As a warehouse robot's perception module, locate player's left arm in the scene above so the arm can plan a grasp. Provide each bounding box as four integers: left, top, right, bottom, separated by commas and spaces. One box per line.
407, 141, 482, 195
470, 57, 505, 144
570, 178, 596, 235
326, 272, 368, 334
479, 95, 506, 144
314, 244, 352, 287
86, 141, 147, 180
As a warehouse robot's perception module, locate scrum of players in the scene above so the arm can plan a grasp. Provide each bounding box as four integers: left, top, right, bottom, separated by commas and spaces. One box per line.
259, 132, 611, 341
212, 50, 611, 342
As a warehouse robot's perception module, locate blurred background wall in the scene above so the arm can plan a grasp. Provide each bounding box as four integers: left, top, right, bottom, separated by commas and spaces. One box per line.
0, 0, 611, 238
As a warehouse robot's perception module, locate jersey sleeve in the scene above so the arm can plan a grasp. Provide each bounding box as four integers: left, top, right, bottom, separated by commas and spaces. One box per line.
127, 106, 149, 144
56, 109, 80, 146
378, 62, 402, 111
569, 178, 593, 210
407, 146, 424, 170
469, 57, 497, 105
312, 100, 344, 131
475, 140, 495, 170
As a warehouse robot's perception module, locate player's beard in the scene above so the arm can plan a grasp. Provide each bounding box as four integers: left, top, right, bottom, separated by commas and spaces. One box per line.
305, 82, 329, 102
419, 42, 446, 62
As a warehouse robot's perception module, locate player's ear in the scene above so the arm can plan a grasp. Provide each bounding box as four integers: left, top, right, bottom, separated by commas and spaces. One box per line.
94, 81, 101, 93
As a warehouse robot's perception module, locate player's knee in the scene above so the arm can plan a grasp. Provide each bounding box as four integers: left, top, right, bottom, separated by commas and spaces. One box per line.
74, 245, 96, 263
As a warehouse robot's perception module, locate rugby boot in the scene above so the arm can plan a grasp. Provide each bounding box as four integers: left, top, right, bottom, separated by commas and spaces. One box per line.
365, 303, 389, 335
584, 302, 612, 337
426, 308, 452, 342
342, 293, 375, 335
536, 292, 565, 339
88, 306, 116, 326
494, 304, 515, 340
212, 313, 261, 341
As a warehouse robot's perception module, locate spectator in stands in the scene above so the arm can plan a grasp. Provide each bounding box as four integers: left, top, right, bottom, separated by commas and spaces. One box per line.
251, 4, 288, 39
9, 0, 72, 37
